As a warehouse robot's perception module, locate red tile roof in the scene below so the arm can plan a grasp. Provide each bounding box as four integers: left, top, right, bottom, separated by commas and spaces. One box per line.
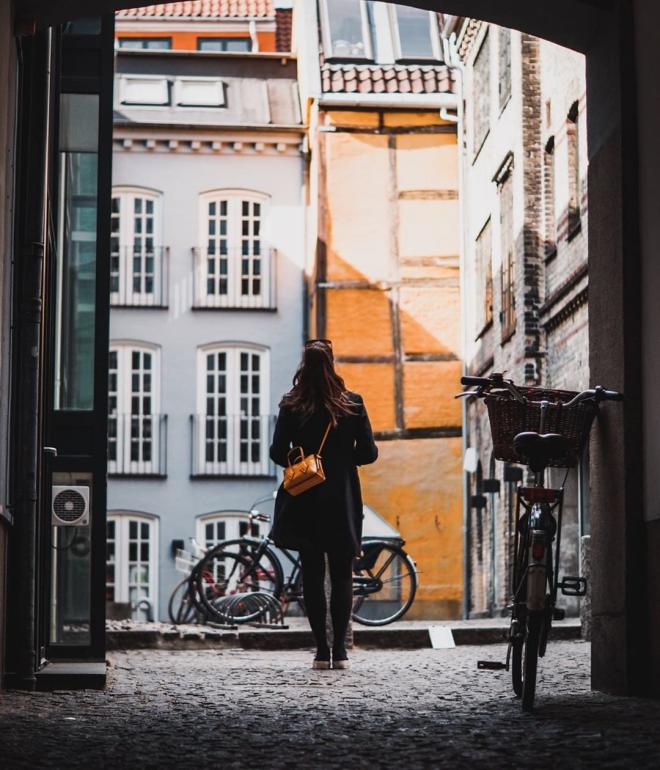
275, 8, 292, 52
116, 1, 274, 19
321, 64, 457, 96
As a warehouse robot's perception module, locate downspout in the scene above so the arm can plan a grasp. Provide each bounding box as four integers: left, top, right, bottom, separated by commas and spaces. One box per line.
446, 33, 471, 620
9, 28, 52, 688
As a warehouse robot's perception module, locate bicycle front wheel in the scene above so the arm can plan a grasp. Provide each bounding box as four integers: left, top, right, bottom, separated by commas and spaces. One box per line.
352, 545, 417, 626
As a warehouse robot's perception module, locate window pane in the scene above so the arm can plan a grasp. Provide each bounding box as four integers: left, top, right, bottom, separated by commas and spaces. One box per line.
325, 0, 369, 59
198, 38, 251, 52
395, 7, 434, 59
54, 94, 99, 411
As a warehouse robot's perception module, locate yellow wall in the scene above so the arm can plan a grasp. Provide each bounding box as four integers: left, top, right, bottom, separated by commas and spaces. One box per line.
311, 108, 464, 618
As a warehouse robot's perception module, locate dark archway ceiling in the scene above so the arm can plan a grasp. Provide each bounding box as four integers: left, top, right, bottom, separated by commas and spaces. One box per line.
16, 0, 614, 52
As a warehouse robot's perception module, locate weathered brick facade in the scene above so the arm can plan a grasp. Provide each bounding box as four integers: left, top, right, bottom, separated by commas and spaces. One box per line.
453, 19, 589, 616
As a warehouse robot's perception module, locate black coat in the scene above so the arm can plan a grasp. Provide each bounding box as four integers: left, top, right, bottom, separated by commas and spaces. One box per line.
269, 392, 378, 556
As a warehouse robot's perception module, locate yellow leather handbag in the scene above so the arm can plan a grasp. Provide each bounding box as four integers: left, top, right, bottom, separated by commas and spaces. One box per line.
282, 422, 332, 496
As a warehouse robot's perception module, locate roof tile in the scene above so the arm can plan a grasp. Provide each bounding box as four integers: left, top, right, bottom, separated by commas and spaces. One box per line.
116, 1, 274, 19
319, 63, 457, 97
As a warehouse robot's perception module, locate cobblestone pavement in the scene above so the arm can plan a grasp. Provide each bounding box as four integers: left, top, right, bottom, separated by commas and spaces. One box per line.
2, 641, 660, 769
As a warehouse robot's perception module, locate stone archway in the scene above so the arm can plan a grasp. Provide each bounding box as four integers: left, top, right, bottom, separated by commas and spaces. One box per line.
14, 0, 655, 697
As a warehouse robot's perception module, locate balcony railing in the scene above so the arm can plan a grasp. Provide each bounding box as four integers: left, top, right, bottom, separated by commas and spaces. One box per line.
108, 413, 168, 477
110, 246, 169, 308
190, 413, 275, 477
191, 247, 276, 310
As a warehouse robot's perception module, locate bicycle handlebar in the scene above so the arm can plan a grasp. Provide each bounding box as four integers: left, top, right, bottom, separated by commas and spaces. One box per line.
457, 373, 623, 407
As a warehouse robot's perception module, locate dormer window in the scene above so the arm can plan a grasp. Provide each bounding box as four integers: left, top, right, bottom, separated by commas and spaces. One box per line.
321, 0, 372, 60
320, 0, 442, 64
391, 6, 440, 61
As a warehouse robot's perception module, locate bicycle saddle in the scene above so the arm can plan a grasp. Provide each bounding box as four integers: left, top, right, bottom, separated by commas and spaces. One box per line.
513, 432, 570, 472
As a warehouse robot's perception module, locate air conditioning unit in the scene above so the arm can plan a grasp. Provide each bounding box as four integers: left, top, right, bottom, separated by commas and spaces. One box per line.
52, 485, 90, 527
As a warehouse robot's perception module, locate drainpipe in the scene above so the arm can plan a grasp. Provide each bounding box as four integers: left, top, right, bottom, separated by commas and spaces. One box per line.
9, 29, 52, 688
446, 34, 471, 620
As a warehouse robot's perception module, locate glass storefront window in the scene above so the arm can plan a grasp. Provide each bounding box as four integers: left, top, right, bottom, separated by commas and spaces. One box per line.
54, 93, 99, 411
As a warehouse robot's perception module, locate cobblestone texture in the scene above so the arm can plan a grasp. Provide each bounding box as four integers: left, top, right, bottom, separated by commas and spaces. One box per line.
2, 641, 660, 768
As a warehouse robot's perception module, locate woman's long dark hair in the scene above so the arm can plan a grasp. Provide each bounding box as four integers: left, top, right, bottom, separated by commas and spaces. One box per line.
280, 341, 355, 425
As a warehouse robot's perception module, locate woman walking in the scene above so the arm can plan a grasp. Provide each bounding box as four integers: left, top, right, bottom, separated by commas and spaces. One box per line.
269, 340, 378, 670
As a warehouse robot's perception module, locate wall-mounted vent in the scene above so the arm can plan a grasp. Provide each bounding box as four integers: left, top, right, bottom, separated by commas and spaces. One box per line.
52, 485, 90, 527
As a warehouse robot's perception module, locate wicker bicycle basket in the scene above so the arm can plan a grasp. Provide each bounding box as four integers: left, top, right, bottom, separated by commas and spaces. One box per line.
485, 387, 598, 468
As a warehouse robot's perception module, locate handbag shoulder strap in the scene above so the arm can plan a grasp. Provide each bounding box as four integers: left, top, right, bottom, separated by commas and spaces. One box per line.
317, 421, 332, 456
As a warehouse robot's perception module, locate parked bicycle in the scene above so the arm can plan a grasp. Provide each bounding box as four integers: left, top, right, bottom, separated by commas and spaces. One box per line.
458, 373, 622, 711
169, 494, 418, 627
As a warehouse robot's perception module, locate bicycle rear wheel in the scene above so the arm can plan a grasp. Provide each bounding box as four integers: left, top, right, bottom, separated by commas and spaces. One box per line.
522, 612, 543, 711
352, 545, 417, 626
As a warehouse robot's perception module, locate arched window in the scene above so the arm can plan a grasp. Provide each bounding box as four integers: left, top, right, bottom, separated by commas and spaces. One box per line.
196, 511, 261, 549
106, 512, 159, 621
193, 343, 270, 476
194, 190, 274, 309
108, 342, 165, 476
111, 187, 166, 307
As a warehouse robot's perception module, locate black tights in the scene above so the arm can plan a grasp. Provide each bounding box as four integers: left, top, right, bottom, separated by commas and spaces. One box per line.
299, 548, 353, 658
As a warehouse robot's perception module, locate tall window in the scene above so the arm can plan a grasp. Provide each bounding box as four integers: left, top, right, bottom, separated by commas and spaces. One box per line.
499, 170, 516, 340
473, 32, 491, 155
195, 191, 273, 309
498, 27, 511, 111
321, 0, 372, 59
391, 6, 439, 60
543, 137, 557, 257
197, 37, 251, 52
194, 344, 270, 476
108, 343, 164, 475
475, 219, 493, 333
111, 188, 166, 306
567, 102, 581, 235
106, 514, 158, 621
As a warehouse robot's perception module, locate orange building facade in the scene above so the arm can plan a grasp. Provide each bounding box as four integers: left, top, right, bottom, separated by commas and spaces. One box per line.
306, 107, 463, 618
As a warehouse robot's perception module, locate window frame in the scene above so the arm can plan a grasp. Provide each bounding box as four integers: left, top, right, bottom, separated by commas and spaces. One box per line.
196, 37, 252, 53
196, 511, 261, 548
106, 512, 159, 621
196, 189, 271, 309
173, 77, 226, 108
497, 27, 512, 113
117, 37, 172, 50
472, 31, 491, 159
475, 217, 493, 337
389, 6, 442, 63
108, 341, 162, 476
567, 101, 582, 238
111, 186, 164, 306
194, 342, 270, 476
320, 0, 373, 62
498, 168, 516, 342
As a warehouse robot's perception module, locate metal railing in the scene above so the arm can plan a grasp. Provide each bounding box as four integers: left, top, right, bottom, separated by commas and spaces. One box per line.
190, 413, 275, 477
110, 246, 169, 308
191, 247, 276, 310
108, 413, 168, 476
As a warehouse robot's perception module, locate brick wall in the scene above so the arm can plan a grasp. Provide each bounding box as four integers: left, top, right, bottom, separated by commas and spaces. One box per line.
459, 22, 589, 617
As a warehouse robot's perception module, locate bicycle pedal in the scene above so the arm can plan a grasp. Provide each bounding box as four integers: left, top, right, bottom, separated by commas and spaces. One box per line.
553, 608, 566, 620
477, 660, 507, 671
559, 576, 587, 597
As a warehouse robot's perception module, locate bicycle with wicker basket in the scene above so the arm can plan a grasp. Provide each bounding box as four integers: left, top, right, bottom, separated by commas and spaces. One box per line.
457, 373, 622, 711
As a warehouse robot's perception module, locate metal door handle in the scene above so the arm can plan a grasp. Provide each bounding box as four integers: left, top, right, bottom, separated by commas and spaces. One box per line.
43, 446, 58, 457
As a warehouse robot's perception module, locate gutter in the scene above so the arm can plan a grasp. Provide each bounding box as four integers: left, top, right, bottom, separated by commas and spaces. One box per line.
318, 93, 459, 110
